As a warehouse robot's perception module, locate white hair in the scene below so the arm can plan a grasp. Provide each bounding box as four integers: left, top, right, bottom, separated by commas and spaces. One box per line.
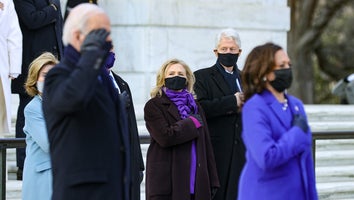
62, 3, 106, 45
215, 28, 241, 49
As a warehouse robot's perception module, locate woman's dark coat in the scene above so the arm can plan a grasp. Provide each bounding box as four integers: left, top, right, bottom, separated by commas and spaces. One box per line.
194, 64, 246, 200
144, 92, 220, 200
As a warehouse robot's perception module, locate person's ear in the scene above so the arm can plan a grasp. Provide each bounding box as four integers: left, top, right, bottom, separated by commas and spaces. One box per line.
213, 49, 218, 57
71, 30, 84, 51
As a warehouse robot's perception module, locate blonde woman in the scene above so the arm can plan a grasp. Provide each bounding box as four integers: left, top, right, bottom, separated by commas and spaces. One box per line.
144, 58, 220, 200
22, 52, 58, 200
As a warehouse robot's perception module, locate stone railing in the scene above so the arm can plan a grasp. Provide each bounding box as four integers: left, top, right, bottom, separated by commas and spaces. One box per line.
2, 104, 354, 199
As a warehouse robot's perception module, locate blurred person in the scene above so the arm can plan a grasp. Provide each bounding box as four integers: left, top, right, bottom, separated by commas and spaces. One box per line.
12, 0, 63, 180
238, 42, 318, 200
42, 3, 130, 200
22, 52, 58, 200
0, 0, 22, 136
193, 28, 245, 200
104, 51, 145, 199
332, 73, 354, 104
144, 58, 220, 200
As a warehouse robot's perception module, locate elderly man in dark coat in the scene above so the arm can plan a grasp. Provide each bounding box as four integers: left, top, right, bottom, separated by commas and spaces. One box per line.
12, 0, 63, 180
194, 28, 246, 200
43, 4, 130, 200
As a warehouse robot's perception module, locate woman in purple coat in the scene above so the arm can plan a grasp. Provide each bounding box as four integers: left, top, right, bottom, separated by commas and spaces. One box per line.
237, 43, 318, 200
144, 59, 220, 200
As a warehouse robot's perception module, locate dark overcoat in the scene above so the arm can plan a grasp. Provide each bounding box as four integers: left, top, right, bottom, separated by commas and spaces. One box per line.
12, 0, 63, 94
112, 72, 145, 200
43, 49, 128, 200
194, 64, 246, 200
144, 92, 220, 200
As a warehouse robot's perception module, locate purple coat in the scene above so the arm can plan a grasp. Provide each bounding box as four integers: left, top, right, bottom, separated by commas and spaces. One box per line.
238, 90, 318, 200
144, 92, 220, 200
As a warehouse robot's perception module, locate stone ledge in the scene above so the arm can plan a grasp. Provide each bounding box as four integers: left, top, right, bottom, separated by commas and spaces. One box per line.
316, 165, 354, 177
6, 180, 22, 200
317, 181, 354, 200
305, 105, 354, 122
309, 122, 354, 132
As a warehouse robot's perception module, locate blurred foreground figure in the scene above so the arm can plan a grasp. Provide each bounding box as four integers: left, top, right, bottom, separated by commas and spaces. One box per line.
43, 3, 130, 200
238, 42, 318, 200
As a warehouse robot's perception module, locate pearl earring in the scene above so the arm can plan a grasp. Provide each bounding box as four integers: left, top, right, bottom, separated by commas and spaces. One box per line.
263, 77, 267, 81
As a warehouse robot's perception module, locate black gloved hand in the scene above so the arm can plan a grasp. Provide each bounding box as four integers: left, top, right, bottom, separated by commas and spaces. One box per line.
190, 114, 204, 126
80, 29, 112, 70
81, 28, 111, 53
292, 114, 309, 133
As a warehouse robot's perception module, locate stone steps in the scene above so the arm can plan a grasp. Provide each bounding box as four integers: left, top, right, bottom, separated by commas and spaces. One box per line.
6, 181, 22, 200
317, 181, 354, 200
306, 105, 354, 199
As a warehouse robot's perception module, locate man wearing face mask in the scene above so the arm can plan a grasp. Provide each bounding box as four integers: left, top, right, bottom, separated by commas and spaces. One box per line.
193, 28, 246, 200
104, 51, 145, 200
42, 4, 130, 200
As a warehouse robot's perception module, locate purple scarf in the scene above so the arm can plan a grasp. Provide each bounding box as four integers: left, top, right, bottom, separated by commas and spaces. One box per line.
164, 88, 198, 194
164, 88, 198, 118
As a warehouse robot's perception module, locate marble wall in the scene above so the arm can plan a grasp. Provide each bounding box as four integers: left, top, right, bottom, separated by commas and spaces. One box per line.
61, 0, 290, 112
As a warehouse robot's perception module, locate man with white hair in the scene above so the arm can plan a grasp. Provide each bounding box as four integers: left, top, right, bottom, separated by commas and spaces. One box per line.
193, 28, 246, 200
42, 3, 129, 199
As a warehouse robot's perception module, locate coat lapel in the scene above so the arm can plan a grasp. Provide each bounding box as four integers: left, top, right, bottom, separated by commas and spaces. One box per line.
112, 72, 127, 93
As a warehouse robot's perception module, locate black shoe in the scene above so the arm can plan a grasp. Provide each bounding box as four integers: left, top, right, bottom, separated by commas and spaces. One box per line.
17, 168, 23, 180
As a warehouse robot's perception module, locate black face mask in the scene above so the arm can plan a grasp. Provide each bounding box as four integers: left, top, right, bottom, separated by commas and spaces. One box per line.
217, 53, 239, 67
165, 76, 187, 90
269, 68, 293, 92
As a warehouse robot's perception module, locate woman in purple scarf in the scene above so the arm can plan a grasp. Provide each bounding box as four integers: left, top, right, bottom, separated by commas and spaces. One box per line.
144, 59, 220, 200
